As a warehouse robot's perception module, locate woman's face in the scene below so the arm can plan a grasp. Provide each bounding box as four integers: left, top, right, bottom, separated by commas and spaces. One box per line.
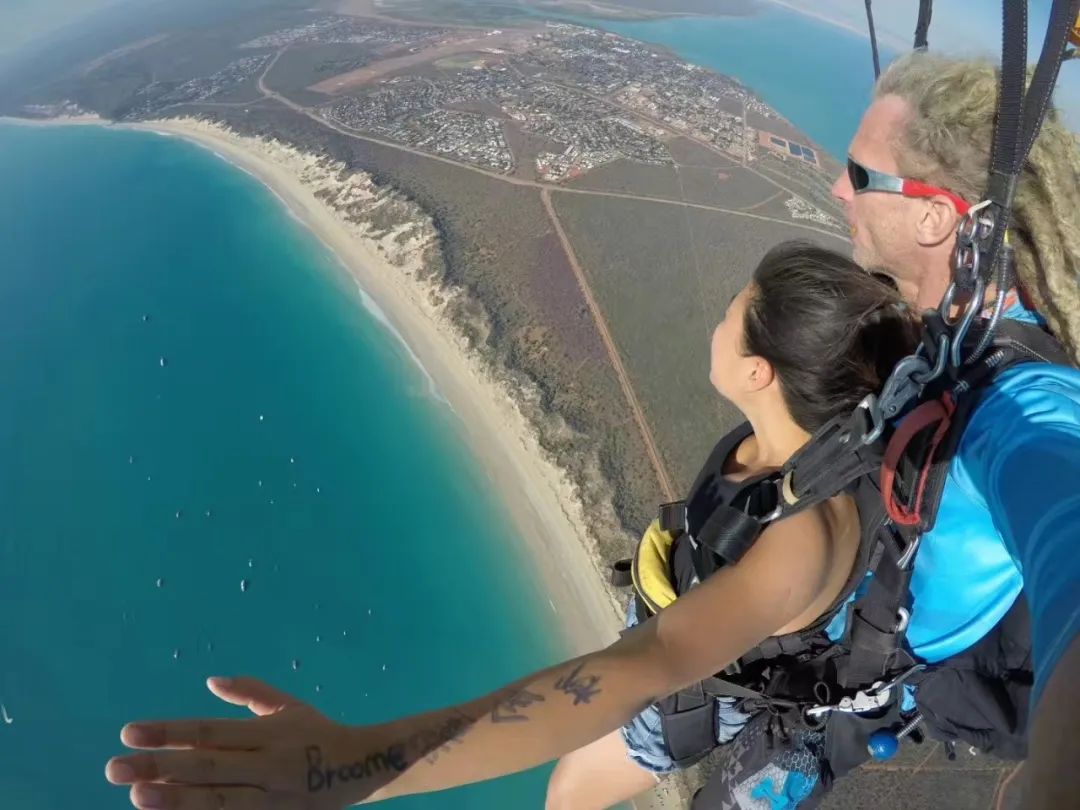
710, 284, 756, 401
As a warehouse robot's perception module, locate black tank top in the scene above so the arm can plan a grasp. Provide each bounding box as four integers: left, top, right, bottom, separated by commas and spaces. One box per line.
671, 422, 777, 594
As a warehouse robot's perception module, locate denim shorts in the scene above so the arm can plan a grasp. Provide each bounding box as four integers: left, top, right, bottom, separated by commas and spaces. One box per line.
620, 598, 753, 774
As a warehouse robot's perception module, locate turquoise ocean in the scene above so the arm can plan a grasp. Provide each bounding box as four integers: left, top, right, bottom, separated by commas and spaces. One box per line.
0, 123, 564, 808
0, 8, 881, 808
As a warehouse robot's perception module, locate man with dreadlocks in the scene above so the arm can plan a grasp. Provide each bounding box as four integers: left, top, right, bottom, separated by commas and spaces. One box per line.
103, 52, 1080, 810
832, 50, 1080, 806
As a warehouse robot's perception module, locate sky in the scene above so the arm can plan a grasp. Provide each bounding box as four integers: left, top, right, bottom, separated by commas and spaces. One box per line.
2, 0, 1077, 122
0, 0, 133, 55
769, 0, 1080, 126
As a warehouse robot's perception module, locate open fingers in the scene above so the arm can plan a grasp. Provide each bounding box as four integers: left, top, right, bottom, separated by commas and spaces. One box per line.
121, 718, 265, 751
130, 783, 267, 810
107, 750, 273, 788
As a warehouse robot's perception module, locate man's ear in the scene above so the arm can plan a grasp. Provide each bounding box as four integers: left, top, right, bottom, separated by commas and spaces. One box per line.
915, 196, 961, 247
747, 356, 774, 393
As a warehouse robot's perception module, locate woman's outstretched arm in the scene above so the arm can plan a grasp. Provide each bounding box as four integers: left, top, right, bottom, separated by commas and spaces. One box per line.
105, 508, 835, 809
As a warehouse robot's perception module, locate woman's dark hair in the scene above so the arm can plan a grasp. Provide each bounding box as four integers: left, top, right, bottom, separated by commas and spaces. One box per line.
743, 241, 919, 434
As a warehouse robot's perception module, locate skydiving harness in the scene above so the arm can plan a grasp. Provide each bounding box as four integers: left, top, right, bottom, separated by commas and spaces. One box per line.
795, 0, 1080, 522
611, 1, 1080, 802
614, 319, 1069, 769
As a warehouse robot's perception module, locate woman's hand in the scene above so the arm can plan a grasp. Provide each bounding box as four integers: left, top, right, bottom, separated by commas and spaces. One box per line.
105, 676, 379, 810
103, 507, 844, 809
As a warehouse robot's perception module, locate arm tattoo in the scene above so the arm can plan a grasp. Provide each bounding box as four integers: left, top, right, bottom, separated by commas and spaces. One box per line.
402, 711, 475, 765
305, 744, 406, 793
553, 662, 603, 705
306, 711, 479, 793
491, 688, 545, 723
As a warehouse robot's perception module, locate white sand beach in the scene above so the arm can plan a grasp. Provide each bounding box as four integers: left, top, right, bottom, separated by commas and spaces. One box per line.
2, 113, 683, 808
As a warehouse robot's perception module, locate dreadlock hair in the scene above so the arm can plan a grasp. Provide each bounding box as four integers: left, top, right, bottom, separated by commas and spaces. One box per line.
876, 51, 1080, 365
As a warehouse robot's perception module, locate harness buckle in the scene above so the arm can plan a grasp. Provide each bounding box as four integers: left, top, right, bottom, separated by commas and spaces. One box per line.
803, 665, 926, 720
871, 663, 926, 695
845, 687, 893, 713
863, 349, 936, 444
804, 686, 890, 719
758, 473, 793, 524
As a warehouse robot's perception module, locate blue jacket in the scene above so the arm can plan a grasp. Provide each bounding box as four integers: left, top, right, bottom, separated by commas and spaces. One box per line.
903, 303, 1080, 704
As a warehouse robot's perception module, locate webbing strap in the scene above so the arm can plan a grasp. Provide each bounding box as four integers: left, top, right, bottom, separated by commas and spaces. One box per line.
741, 632, 817, 666
701, 676, 769, 702
864, 0, 882, 79
783, 404, 881, 506
694, 504, 766, 565
999, 0, 1078, 178
913, 0, 933, 50
842, 537, 914, 688
880, 394, 955, 527
658, 500, 686, 534
978, 0, 1078, 292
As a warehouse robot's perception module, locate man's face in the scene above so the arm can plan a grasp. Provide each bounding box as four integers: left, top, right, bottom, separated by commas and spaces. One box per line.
831, 95, 924, 304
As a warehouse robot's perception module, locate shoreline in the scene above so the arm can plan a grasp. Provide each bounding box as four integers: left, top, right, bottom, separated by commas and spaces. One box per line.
759, 0, 907, 52
0, 114, 623, 653
4, 113, 683, 808
761, 0, 866, 40
143, 119, 627, 651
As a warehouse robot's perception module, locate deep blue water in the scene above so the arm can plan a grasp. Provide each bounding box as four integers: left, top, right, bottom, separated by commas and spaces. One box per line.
0, 122, 565, 809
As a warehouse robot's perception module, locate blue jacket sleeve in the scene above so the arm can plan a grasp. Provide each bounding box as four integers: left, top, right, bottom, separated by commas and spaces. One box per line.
962, 367, 1080, 705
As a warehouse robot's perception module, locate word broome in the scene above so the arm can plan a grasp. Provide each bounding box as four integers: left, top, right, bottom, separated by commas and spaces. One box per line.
306, 744, 406, 793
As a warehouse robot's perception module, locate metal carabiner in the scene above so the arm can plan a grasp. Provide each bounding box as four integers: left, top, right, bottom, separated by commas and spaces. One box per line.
948, 199, 994, 296
949, 276, 986, 369
955, 198, 994, 244
865, 352, 934, 445
758, 471, 797, 525
805, 687, 892, 720
939, 282, 960, 325
867, 664, 927, 699
859, 393, 886, 446
913, 332, 950, 386
806, 664, 927, 721
951, 243, 981, 293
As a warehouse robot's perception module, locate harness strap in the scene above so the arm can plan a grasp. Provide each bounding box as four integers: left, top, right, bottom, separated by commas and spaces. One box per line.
659, 481, 779, 568
842, 319, 1070, 689
701, 676, 770, 701
783, 404, 881, 507
881, 394, 956, 527
740, 632, 820, 666
913, 0, 933, 50
658, 500, 687, 534
961, 0, 1078, 300
695, 503, 770, 565
1000, 0, 1078, 180
863, 0, 882, 79
842, 535, 916, 688
657, 676, 775, 768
